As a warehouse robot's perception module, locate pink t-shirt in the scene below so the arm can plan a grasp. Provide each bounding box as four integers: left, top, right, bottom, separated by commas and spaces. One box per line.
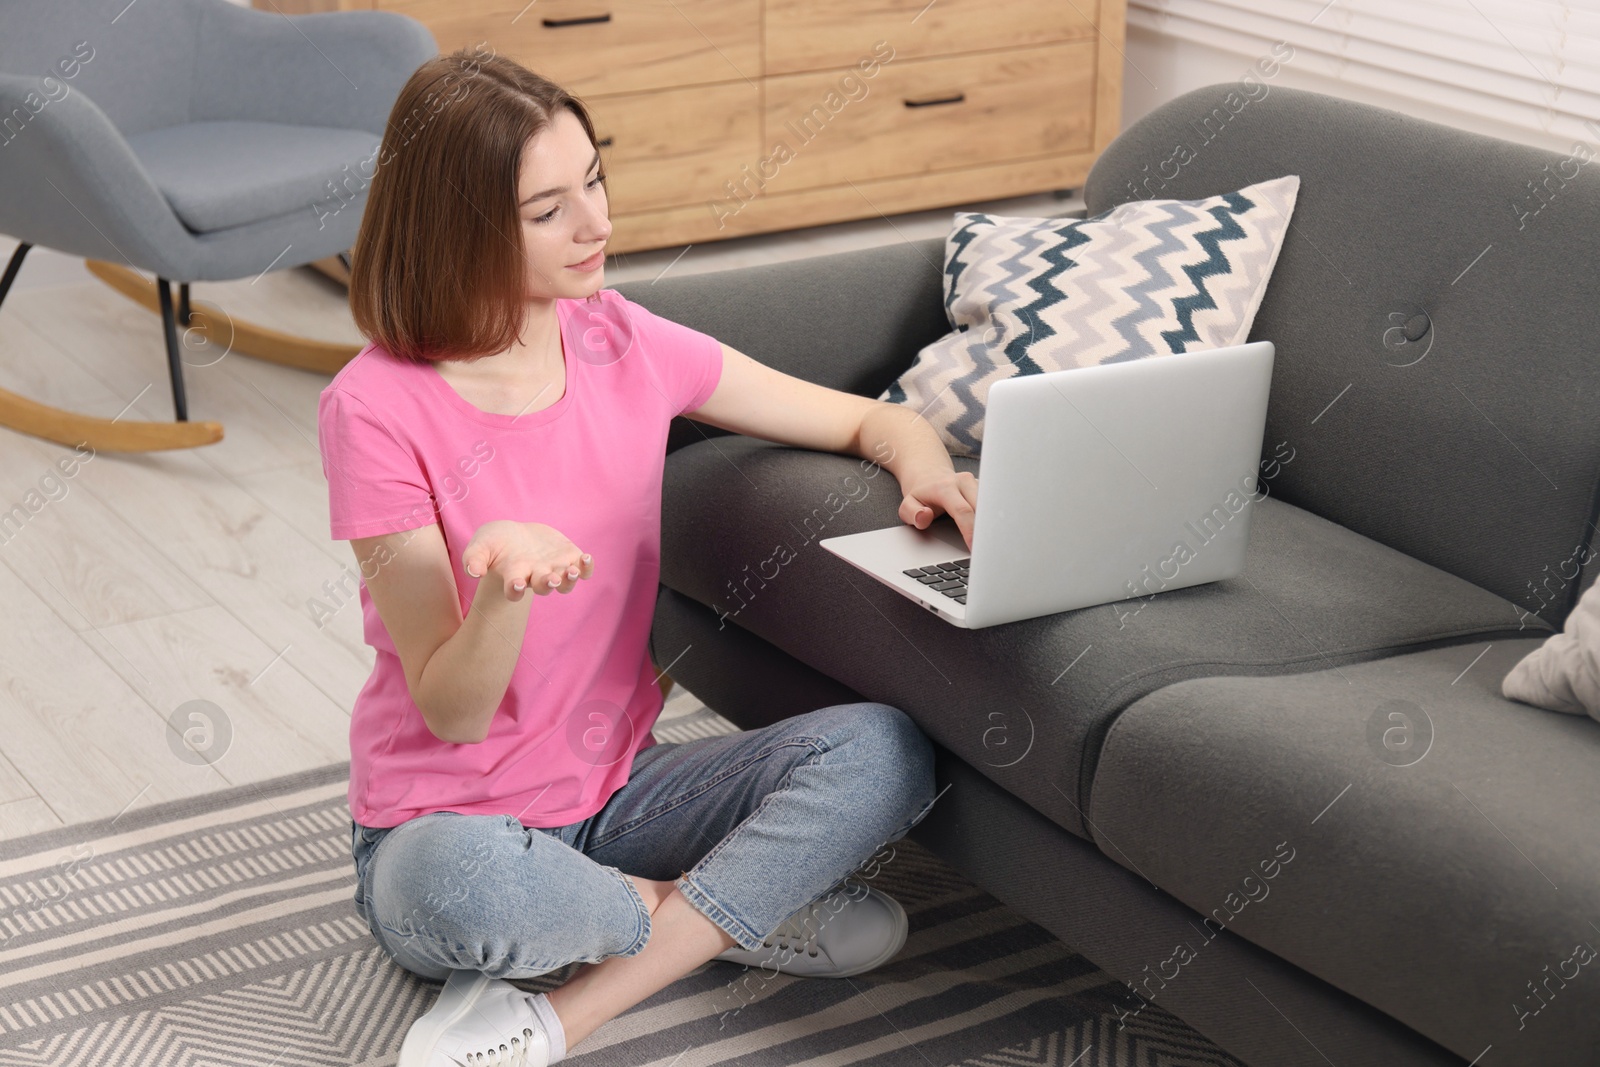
318, 288, 723, 829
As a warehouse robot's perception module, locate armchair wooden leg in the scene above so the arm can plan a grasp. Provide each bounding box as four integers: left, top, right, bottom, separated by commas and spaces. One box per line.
657, 670, 675, 702
86, 260, 362, 377
0, 243, 223, 452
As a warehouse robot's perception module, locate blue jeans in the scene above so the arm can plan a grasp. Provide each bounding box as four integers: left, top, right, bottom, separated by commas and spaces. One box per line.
349, 702, 940, 981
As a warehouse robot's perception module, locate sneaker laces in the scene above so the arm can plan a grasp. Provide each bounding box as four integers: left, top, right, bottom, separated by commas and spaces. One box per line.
448, 1021, 542, 1066
761, 899, 829, 959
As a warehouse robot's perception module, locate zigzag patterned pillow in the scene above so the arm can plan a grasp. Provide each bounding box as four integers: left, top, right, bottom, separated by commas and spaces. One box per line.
880, 174, 1300, 457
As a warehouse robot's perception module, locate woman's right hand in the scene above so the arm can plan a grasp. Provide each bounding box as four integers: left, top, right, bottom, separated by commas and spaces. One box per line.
461, 520, 595, 601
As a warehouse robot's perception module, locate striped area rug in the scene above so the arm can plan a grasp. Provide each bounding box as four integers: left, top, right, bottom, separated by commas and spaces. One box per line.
0, 701, 1245, 1067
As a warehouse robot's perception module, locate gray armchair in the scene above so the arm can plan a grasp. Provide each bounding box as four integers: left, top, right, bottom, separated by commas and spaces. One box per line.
0, 0, 435, 450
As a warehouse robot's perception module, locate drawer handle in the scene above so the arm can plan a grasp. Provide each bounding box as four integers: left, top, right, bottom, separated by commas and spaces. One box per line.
597, 136, 613, 147
904, 92, 966, 109
542, 12, 612, 27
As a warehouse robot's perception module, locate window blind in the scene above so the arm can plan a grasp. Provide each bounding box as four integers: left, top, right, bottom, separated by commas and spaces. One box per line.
1128, 0, 1600, 148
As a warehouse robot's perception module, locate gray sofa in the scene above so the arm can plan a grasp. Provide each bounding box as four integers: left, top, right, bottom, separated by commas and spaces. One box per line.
619, 85, 1600, 1067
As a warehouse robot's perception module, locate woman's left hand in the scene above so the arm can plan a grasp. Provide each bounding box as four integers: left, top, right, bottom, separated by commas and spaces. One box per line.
899, 468, 979, 551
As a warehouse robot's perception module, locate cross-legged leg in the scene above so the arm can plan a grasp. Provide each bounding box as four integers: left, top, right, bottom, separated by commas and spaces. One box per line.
546, 701, 940, 1053
355, 702, 938, 1059
545, 876, 736, 1048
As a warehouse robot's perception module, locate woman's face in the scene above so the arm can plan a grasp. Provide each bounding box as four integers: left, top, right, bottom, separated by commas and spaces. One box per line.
516, 108, 612, 301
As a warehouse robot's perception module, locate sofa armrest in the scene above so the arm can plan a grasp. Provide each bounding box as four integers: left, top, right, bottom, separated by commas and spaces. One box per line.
190, 3, 437, 136
629, 203, 1091, 455
617, 235, 955, 455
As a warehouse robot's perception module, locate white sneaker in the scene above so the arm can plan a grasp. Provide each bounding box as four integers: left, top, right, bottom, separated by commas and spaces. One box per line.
712, 884, 908, 978
398, 968, 555, 1067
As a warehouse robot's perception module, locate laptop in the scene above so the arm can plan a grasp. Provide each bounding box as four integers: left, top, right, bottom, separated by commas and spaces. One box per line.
818, 341, 1276, 629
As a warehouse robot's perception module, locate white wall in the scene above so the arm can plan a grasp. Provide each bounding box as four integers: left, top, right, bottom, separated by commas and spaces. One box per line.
1120, 21, 1584, 156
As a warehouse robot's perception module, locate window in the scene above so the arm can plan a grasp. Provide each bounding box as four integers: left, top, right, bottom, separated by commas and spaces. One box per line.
1128, 0, 1600, 151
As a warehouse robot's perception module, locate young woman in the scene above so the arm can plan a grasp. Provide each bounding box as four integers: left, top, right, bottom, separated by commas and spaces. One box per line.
320, 47, 979, 1066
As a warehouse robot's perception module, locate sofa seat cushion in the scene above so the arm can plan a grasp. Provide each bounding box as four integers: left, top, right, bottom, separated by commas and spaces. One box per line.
1086, 639, 1600, 1063
660, 435, 1552, 842
125, 121, 380, 233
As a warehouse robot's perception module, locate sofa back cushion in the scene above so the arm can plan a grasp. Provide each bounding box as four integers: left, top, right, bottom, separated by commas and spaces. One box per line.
1084, 84, 1600, 630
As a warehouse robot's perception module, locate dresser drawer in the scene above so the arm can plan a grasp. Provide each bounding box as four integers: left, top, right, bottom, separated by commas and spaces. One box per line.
373, 0, 759, 95
762, 42, 1096, 193
587, 82, 760, 213
764, 0, 1096, 75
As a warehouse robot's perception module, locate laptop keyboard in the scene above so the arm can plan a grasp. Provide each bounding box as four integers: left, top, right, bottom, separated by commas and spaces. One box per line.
902, 558, 971, 604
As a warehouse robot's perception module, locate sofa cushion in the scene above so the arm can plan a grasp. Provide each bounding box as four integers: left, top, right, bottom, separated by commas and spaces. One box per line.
1083, 85, 1600, 631
660, 435, 1552, 842
878, 174, 1301, 457
1086, 638, 1600, 1063
125, 120, 379, 233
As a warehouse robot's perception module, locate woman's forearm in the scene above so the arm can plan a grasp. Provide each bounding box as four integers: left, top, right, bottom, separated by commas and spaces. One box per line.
855, 400, 955, 483
415, 579, 534, 744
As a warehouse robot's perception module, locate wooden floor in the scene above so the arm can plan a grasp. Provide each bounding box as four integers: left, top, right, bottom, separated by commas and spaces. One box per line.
0, 189, 1083, 843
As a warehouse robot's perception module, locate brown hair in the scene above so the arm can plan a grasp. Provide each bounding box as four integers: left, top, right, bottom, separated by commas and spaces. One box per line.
348, 45, 606, 364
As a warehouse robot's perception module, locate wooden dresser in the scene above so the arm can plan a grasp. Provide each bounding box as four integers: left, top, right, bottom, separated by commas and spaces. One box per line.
264, 0, 1126, 254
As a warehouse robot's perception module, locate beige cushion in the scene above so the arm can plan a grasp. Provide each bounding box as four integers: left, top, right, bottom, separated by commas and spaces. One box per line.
1502, 580, 1600, 721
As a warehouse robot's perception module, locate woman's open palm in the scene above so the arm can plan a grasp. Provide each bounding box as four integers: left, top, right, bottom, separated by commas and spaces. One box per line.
462, 520, 595, 600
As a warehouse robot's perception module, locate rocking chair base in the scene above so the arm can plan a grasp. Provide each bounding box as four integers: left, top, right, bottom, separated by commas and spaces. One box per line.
0, 384, 223, 452
87, 260, 362, 376
0, 239, 221, 452
0, 251, 356, 451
